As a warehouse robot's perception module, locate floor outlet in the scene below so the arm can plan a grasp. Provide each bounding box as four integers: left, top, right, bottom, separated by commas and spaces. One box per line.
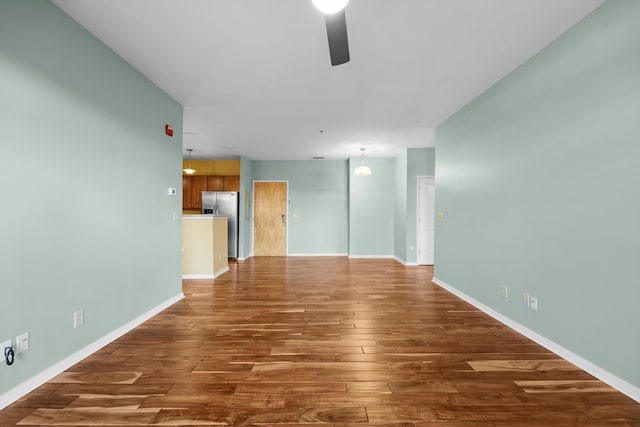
74, 309, 84, 328
15, 332, 29, 353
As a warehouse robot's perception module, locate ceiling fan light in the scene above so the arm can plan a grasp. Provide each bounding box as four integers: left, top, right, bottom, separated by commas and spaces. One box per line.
354, 164, 372, 177
312, 0, 350, 14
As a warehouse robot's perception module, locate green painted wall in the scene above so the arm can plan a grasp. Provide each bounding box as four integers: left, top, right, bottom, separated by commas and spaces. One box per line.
0, 0, 182, 396
394, 151, 408, 261
392, 148, 436, 264
436, 0, 640, 388
405, 148, 436, 264
349, 157, 395, 257
238, 156, 253, 259
252, 160, 349, 255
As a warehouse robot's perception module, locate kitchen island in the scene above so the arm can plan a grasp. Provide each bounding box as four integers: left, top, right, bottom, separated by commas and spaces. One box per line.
182, 215, 229, 279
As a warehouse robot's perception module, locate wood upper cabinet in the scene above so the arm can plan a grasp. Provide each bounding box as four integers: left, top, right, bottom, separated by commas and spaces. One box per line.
207, 175, 224, 191
190, 176, 208, 210
183, 175, 241, 209
223, 175, 240, 192
182, 175, 193, 209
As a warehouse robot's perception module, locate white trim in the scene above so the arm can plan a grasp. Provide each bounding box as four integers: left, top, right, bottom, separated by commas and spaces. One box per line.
288, 253, 348, 257
431, 277, 640, 403
237, 254, 252, 261
182, 266, 229, 280
348, 255, 394, 259
0, 292, 185, 411
393, 256, 418, 266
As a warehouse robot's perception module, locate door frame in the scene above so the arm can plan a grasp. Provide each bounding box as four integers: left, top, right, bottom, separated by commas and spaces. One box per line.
417, 176, 435, 265
251, 180, 289, 256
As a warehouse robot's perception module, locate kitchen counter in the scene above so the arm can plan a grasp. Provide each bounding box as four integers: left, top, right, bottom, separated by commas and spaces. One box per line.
182, 215, 229, 279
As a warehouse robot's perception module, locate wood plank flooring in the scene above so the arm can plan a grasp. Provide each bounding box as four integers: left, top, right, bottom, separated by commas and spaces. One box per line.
2, 257, 639, 426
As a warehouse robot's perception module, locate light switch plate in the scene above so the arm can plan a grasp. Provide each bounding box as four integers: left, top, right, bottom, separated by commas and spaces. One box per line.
74, 310, 84, 328
15, 332, 29, 354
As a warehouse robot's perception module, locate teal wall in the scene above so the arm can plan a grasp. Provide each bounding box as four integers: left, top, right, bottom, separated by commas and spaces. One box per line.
252, 160, 349, 255
392, 148, 436, 264
436, 0, 640, 389
405, 148, 436, 264
0, 0, 183, 396
247, 154, 434, 258
238, 156, 253, 259
394, 151, 408, 261
349, 157, 396, 257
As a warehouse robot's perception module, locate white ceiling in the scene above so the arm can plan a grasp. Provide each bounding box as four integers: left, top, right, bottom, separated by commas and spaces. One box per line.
51, 0, 604, 160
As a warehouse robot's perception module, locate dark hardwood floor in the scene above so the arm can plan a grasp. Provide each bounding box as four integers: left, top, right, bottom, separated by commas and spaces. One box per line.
2, 257, 639, 426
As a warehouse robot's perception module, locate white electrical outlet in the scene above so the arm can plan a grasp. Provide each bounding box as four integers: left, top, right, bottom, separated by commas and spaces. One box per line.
1, 339, 11, 352
74, 309, 84, 328
530, 296, 538, 311
15, 332, 29, 354
500, 286, 508, 299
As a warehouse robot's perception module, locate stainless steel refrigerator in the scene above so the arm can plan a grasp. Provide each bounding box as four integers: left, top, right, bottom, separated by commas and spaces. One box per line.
201, 191, 239, 259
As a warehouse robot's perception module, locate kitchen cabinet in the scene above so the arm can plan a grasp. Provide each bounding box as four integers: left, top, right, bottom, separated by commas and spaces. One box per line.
223, 175, 240, 191
183, 175, 240, 209
182, 215, 229, 278
182, 175, 192, 209
190, 176, 208, 210
182, 175, 208, 209
207, 175, 224, 191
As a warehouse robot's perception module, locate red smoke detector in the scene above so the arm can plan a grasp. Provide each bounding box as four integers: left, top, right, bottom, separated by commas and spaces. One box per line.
165, 124, 174, 137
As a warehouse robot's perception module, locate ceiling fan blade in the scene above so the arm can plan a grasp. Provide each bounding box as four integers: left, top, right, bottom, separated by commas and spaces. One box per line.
325, 9, 350, 66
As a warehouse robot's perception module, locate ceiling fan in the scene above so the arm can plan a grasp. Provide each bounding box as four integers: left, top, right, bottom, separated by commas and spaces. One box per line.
312, 0, 350, 66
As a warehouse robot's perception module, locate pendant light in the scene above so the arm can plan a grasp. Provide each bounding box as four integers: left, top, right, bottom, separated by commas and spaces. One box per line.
312, 0, 350, 14
183, 148, 197, 175
354, 147, 372, 176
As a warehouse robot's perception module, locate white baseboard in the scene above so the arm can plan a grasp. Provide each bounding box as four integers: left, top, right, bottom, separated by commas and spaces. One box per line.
287, 253, 348, 257
348, 255, 394, 259
182, 266, 229, 280
393, 256, 418, 266
214, 266, 229, 278
0, 292, 185, 411
431, 277, 640, 403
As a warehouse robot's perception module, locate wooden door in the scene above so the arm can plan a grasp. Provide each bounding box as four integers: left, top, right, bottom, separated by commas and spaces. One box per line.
417, 176, 435, 265
254, 181, 287, 256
